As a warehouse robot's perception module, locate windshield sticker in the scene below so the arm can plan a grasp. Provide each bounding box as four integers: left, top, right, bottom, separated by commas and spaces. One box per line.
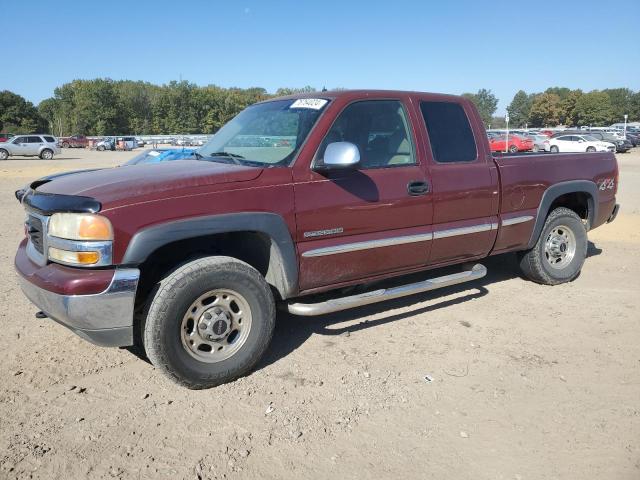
290, 98, 328, 110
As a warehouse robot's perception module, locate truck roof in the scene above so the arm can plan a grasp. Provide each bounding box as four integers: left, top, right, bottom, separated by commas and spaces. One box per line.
263, 89, 465, 103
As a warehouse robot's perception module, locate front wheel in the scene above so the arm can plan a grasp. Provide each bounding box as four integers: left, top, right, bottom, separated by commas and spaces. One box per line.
40, 149, 53, 159
518, 207, 587, 285
0, 149, 8, 160
550, 145, 559, 153
508, 144, 518, 153
61, 142, 69, 148
97, 145, 105, 151
586, 146, 596, 152
142, 256, 276, 389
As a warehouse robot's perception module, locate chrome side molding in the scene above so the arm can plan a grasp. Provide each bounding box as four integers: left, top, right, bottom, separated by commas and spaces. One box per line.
302, 232, 433, 258
501, 215, 534, 226
287, 264, 487, 316
432, 223, 496, 240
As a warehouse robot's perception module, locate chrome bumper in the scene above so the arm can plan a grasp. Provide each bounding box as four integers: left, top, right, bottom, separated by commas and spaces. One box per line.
18, 268, 140, 347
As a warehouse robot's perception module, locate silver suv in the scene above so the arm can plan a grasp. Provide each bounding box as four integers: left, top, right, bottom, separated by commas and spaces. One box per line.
0, 134, 61, 160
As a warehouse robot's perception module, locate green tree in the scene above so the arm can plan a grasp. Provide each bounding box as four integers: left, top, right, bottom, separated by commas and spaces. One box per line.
603, 88, 634, 124
528, 93, 562, 127
0, 90, 46, 133
506, 90, 533, 127
462, 88, 498, 126
559, 89, 583, 126
573, 91, 614, 126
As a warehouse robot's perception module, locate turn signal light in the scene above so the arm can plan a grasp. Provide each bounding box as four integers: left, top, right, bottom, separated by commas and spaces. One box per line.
48, 247, 100, 265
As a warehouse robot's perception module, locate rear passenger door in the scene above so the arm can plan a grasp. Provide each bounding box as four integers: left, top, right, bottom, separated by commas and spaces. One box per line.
26, 136, 44, 155
417, 100, 499, 265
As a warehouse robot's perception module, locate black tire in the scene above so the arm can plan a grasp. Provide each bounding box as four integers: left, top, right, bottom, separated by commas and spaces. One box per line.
142, 256, 275, 389
61, 142, 69, 148
97, 145, 105, 151
550, 145, 559, 153
39, 149, 53, 159
586, 146, 596, 153
509, 144, 518, 153
0, 149, 8, 160
518, 207, 587, 285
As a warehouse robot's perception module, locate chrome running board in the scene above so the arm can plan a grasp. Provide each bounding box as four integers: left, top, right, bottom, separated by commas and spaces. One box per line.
287, 264, 487, 316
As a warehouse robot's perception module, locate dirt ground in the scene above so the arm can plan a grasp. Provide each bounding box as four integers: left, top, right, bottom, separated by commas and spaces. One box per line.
0, 148, 639, 480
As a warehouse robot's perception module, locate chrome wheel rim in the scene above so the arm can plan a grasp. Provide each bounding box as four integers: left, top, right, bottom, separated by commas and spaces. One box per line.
544, 225, 576, 269
0, 151, 7, 159
180, 289, 252, 363
43, 151, 52, 159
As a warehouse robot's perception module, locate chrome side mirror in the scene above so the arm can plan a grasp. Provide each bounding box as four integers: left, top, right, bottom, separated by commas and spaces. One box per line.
320, 142, 360, 170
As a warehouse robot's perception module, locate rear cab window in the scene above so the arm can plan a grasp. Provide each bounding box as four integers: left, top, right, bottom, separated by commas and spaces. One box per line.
419, 101, 477, 163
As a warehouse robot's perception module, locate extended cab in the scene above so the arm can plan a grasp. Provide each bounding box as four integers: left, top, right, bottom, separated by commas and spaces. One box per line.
14, 90, 620, 389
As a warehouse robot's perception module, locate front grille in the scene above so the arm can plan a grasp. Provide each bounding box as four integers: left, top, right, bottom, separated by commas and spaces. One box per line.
27, 215, 44, 254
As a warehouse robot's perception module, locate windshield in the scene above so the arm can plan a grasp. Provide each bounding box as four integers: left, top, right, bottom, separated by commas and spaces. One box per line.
197, 98, 329, 167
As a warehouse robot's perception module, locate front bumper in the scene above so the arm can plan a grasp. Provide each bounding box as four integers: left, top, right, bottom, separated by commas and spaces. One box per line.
16, 247, 139, 347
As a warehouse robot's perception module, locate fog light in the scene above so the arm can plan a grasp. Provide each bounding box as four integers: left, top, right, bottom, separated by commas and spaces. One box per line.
48, 247, 100, 265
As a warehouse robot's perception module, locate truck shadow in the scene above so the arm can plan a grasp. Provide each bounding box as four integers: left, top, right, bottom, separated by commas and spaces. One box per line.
260, 242, 602, 371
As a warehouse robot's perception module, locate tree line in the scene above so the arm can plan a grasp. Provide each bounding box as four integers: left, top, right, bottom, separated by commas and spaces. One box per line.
1, 80, 639, 136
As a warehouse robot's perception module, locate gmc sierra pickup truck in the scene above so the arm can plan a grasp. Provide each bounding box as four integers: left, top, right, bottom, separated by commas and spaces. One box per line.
15, 90, 620, 389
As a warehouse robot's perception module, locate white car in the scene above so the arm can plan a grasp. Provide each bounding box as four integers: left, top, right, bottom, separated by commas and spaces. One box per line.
0, 134, 61, 160
547, 135, 615, 153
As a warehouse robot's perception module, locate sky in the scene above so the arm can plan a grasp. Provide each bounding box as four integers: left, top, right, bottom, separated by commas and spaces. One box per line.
2, 0, 639, 115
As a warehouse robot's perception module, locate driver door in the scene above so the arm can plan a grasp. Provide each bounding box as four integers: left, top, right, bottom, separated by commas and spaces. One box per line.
10, 136, 30, 155
293, 99, 433, 292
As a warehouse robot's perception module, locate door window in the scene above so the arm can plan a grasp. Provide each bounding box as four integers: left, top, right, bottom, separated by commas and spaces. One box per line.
315, 100, 415, 169
27, 136, 43, 143
13, 136, 27, 144
420, 101, 477, 163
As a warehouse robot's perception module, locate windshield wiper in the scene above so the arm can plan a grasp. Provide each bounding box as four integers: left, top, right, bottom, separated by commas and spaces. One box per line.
206, 151, 246, 159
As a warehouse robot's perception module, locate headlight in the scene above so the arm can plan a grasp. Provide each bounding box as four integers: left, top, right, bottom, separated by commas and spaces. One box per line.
47, 213, 113, 266
48, 213, 113, 241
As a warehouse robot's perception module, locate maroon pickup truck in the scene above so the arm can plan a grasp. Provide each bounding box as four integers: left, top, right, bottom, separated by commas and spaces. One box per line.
14, 90, 619, 389
59, 134, 89, 148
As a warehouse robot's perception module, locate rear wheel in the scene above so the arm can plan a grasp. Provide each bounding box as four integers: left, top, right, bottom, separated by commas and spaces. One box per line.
0, 149, 8, 160
61, 142, 70, 148
508, 144, 518, 153
97, 145, 105, 151
39, 149, 53, 159
550, 145, 559, 153
518, 207, 587, 285
586, 146, 596, 152
142, 256, 275, 389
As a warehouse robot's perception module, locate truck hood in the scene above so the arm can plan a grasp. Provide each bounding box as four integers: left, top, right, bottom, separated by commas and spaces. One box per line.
34, 160, 263, 210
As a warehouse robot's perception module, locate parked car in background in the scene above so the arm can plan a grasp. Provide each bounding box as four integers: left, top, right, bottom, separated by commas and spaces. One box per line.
96, 137, 116, 151
0, 134, 61, 159
547, 135, 615, 153
0, 133, 14, 143
489, 134, 533, 152
124, 148, 196, 165
623, 132, 639, 147
529, 134, 551, 152
556, 131, 631, 153
136, 138, 145, 148
59, 135, 89, 148
115, 136, 138, 150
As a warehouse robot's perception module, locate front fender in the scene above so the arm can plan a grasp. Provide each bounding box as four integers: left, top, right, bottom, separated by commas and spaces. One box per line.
121, 212, 298, 299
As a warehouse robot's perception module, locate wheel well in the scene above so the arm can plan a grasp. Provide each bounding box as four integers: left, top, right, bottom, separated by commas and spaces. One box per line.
549, 192, 591, 225
134, 231, 287, 312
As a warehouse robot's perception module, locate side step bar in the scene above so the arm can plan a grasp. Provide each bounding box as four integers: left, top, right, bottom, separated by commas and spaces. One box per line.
287, 264, 487, 316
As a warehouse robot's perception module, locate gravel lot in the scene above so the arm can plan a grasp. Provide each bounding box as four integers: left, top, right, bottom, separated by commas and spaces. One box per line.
1, 148, 639, 480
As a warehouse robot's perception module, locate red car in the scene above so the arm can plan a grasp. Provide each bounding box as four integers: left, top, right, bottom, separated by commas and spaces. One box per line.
0, 133, 14, 143
15, 90, 619, 389
489, 134, 534, 153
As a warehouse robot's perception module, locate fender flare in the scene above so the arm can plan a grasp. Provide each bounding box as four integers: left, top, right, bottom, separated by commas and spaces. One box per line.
527, 180, 598, 249
122, 212, 298, 299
